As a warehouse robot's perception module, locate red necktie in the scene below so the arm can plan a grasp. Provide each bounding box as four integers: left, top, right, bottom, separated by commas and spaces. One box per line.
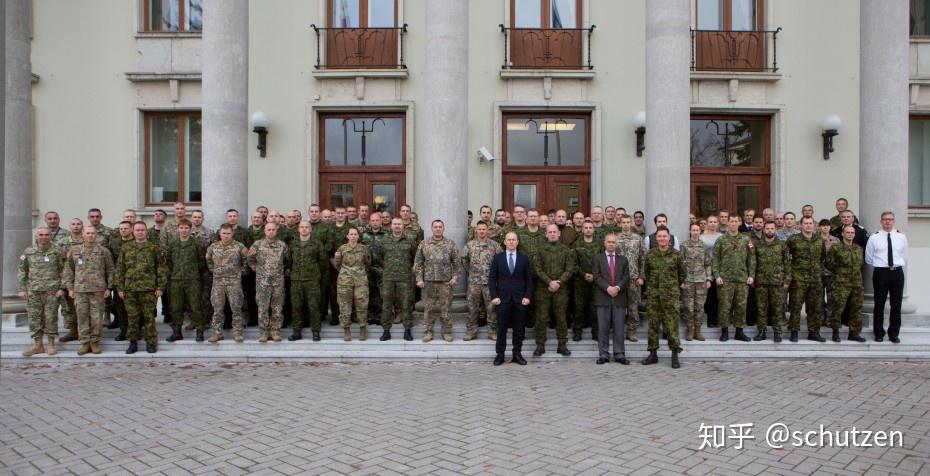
608, 254, 615, 286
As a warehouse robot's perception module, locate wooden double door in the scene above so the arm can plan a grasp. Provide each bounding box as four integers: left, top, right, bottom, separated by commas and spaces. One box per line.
503, 174, 589, 216
319, 173, 404, 215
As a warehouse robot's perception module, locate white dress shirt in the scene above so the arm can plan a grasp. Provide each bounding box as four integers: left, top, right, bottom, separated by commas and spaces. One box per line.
865, 229, 908, 268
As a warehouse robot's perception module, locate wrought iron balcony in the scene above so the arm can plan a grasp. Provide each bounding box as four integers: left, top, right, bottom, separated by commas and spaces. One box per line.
691, 28, 781, 73
500, 25, 595, 70
311, 24, 407, 70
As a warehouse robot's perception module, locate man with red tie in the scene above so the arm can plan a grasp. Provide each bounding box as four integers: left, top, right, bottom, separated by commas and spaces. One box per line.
591, 234, 631, 365
865, 212, 908, 343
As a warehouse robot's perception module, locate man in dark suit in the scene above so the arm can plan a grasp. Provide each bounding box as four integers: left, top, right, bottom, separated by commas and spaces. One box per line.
591, 233, 631, 364
489, 231, 534, 365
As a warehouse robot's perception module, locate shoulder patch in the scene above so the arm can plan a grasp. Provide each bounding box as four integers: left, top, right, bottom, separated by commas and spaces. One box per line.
20, 254, 26, 261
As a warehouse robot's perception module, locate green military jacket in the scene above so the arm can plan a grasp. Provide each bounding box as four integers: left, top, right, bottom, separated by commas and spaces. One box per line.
462, 238, 503, 286
414, 236, 462, 283
362, 228, 389, 279
404, 221, 425, 246
516, 227, 545, 258
63, 243, 115, 292
381, 233, 417, 281
108, 235, 134, 266
713, 233, 756, 282
18, 244, 66, 292
206, 240, 248, 282
330, 223, 358, 252
289, 237, 328, 283
335, 243, 370, 284
116, 240, 168, 292
573, 237, 602, 279
532, 240, 576, 286
644, 247, 686, 295
165, 237, 206, 281
826, 242, 864, 285
754, 238, 790, 286
680, 238, 712, 283
786, 233, 827, 283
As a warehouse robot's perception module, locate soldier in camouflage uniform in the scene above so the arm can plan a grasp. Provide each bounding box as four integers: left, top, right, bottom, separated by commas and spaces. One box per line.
116, 222, 168, 354
164, 219, 206, 342
327, 208, 358, 325
190, 210, 215, 325
308, 204, 337, 325
108, 221, 135, 341
713, 216, 756, 342
826, 225, 867, 343
248, 222, 289, 342
532, 224, 576, 356
470, 206, 504, 244
17, 228, 67, 357
380, 217, 418, 341
288, 221, 328, 341
641, 227, 685, 368
206, 224, 249, 342
56, 218, 85, 342
462, 222, 503, 340
573, 221, 602, 341
63, 227, 115, 356
616, 215, 645, 341
786, 216, 828, 342
44, 211, 68, 243
753, 221, 791, 342
214, 210, 254, 327
680, 223, 712, 342
414, 220, 462, 342
361, 212, 387, 326
86, 208, 113, 251
516, 210, 545, 327
335, 228, 371, 341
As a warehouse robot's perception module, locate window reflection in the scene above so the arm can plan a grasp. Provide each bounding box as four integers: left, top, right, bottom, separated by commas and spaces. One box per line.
506, 117, 585, 167
324, 116, 404, 166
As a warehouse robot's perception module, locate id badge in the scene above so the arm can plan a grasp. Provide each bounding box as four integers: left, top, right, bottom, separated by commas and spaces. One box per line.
44, 255, 50, 263
78, 258, 84, 266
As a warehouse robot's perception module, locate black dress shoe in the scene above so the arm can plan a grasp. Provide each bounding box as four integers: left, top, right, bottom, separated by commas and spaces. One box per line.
512, 354, 527, 365
848, 333, 866, 343
380, 330, 391, 341
671, 351, 681, 369
146, 342, 157, 353
114, 330, 127, 341
773, 332, 782, 343
831, 329, 841, 342
533, 345, 545, 356
790, 331, 799, 342
890, 336, 900, 344
808, 331, 826, 343
196, 330, 205, 342
288, 332, 303, 341
753, 330, 767, 341
614, 356, 630, 365
493, 354, 505, 366
403, 329, 413, 341
719, 328, 729, 342
641, 350, 658, 365
875, 335, 884, 342
596, 357, 609, 365
734, 328, 751, 342
125, 341, 138, 354
166, 330, 182, 342
556, 343, 571, 356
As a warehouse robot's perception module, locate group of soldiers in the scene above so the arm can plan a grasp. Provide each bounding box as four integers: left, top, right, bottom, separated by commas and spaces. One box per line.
16, 198, 873, 361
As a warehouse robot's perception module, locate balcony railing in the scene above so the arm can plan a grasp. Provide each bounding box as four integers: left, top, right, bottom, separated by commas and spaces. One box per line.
311, 24, 407, 70
500, 25, 595, 70
691, 28, 781, 73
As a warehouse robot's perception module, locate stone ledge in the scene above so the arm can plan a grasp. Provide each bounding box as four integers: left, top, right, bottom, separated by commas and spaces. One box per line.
125, 72, 202, 82
311, 69, 409, 79
499, 69, 595, 79
690, 71, 782, 82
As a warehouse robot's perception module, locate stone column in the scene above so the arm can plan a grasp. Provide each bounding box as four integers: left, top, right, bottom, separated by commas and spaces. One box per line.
201, 0, 249, 229
421, 0, 468, 249
1, 0, 7, 306
644, 0, 691, 239
4, 0, 32, 298
859, 0, 916, 313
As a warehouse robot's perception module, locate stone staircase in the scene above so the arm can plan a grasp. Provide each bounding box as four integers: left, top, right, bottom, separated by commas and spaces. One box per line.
3, 307, 930, 363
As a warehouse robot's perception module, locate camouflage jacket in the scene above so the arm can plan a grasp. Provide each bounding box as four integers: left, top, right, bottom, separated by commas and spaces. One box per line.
108, 236, 134, 265
165, 238, 206, 281
644, 247, 686, 295
94, 224, 113, 251
206, 240, 248, 282
404, 222, 425, 245
362, 228, 389, 276
516, 228, 545, 258
214, 225, 252, 248
248, 239, 289, 283
289, 238, 328, 282
786, 233, 826, 283
190, 226, 215, 249
754, 238, 790, 286
381, 233, 417, 281
279, 225, 299, 248
116, 240, 168, 292
159, 220, 181, 248
56, 233, 83, 254
335, 243, 370, 284
330, 223, 358, 252
572, 237, 602, 278
147, 226, 162, 244
63, 243, 114, 292
48, 227, 69, 243
247, 225, 266, 246
680, 239, 712, 283
462, 239, 502, 285
616, 232, 646, 279
532, 240, 576, 285
414, 236, 462, 283
775, 227, 800, 242
631, 224, 646, 237
713, 233, 756, 282
826, 242, 864, 284
309, 220, 333, 249
17, 244, 66, 292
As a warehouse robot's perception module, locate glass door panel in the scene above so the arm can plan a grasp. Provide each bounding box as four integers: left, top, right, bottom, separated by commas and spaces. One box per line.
329, 183, 355, 208
371, 183, 397, 214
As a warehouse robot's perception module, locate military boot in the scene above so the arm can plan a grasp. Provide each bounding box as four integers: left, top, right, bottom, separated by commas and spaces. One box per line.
556, 342, 572, 356
234, 330, 244, 343
343, 326, 352, 342
404, 329, 413, 341
848, 332, 866, 343
463, 330, 477, 341
271, 330, 282, 342
832, 329, 841, 342
753, 329, 767, 341
422, 330, 434, 342
288, 331, 303, 341
125, 341, 138, 354
258, 333, 269, 343
359, 326, 368, 341
76, 342, 90, 355
115, 329, 127, 341
693, 322, 706, 341
671, 351, 681, 369
719, 327, 729, 342
442, 332, 453, 342
46, 336, 58, 356
166, 330, 183, 342
573, 329, 583, 342
59, 326, 78, 343
808, 331, 826, 343
790, 330, 798, 342
685, 321, 694, 341
21, 338, 45, 357
196, 330, 205, 342
208, 331, 224, 343
626, 329, 638, 342
773, 331, 783, 343
90, 341, 102, 354
380, 330, 391, 341
641, 350, 658, 365
312, 331, 321, 341
533, 344, 545, 356
734, 328, 751, 342
487, 331, 497, 341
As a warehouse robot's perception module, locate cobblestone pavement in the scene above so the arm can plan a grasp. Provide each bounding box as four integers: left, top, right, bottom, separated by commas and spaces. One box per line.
1, 360, 929, 476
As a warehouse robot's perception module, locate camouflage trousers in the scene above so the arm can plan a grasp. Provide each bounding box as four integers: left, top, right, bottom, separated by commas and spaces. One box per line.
755, 284, 785, 331
423, 282, 453, 334
717, 281, 748, 328
211, 279, 244, 332
257, 278, 285, 334
291, 280, 323, 332
381, 279, 413, 331
646, 289, 682, 352
573, 278, 596, 335
625, 281, 642, 333
60, 294, 77, 332
74, 292, 105, 344
466, 283, 495, 334
27, 291, 59, 339
534, 286, 569, 345
125, 291, 158, 345
680, 282, 707, 327
789, 279, 822, 332
829, 284, 863, 333
170, 279, 205, 332
337, 280, 369, 327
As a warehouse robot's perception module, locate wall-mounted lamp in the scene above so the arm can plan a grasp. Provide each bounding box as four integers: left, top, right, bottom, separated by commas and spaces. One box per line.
250, 111, 269, 158
821, 114, 841, 160
634, 111, 646, 157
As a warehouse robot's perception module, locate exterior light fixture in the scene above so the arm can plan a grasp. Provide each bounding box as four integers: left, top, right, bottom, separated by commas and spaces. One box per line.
634, 111, 646, 157
822, 114, 841, 160
250, 111, 269, 158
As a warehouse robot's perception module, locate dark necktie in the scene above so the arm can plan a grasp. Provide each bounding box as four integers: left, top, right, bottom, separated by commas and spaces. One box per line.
508, 253, 515, 274
887, 233, 894, 268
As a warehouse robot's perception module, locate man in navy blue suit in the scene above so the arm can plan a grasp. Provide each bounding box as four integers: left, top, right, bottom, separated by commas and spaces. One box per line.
489, 232, 534, 365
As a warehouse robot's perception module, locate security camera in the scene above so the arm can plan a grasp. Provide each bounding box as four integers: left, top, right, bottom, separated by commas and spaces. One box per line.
477, 146, 496, 162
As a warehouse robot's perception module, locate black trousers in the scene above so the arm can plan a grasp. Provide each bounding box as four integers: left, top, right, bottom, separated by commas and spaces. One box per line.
496, 301, 526, 356
872, 267, 904, 339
